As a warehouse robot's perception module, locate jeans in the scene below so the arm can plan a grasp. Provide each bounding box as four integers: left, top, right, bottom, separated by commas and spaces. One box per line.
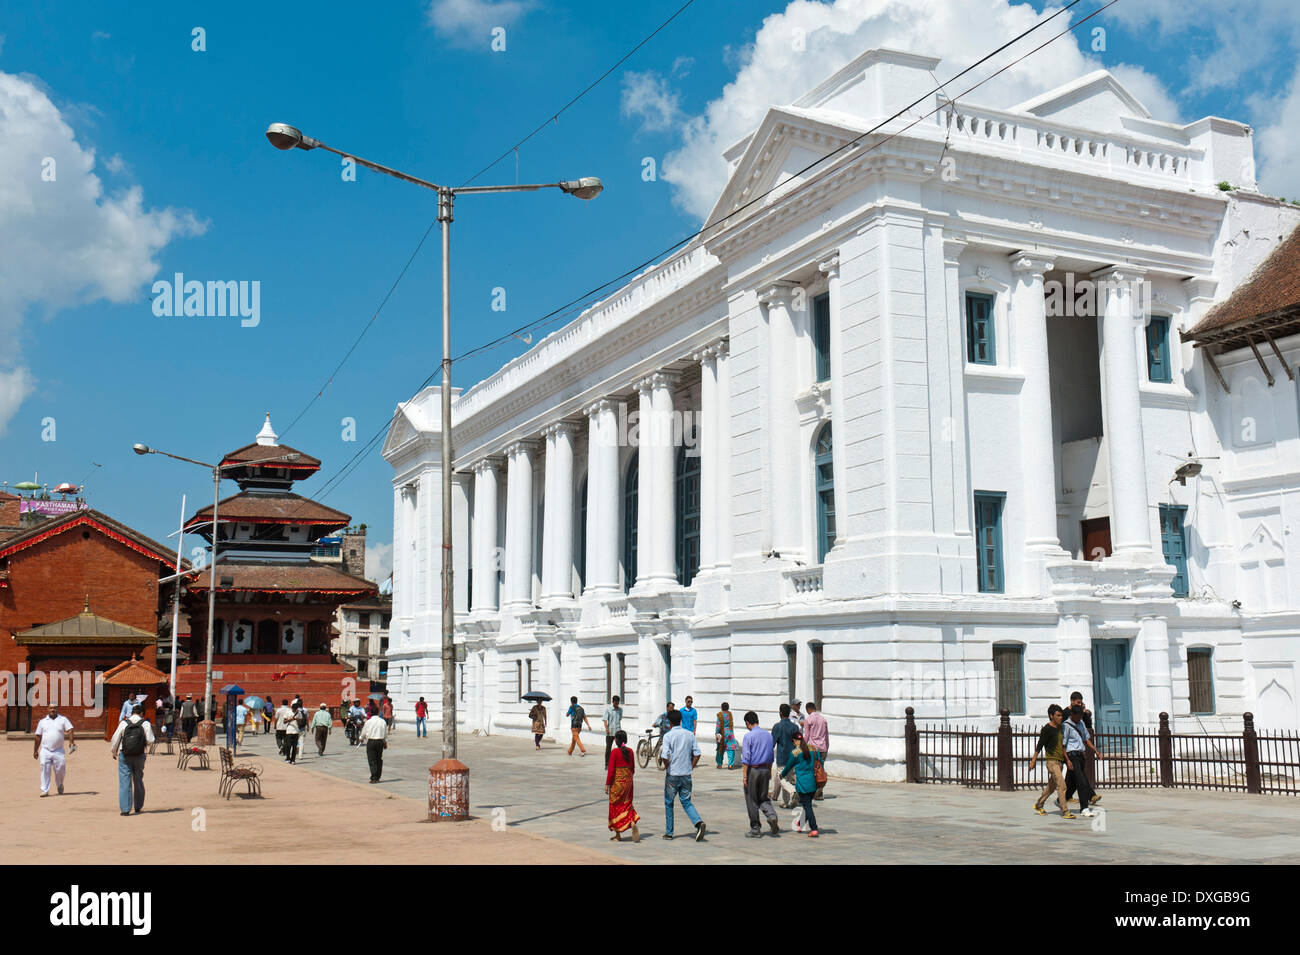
118, 754, 146, 813
744, 766, 777, 831
1064, 752, 1095, 806
663, 774, 702, 836
416, 716, 427, 737
796, 792, 818, 832
366, 740, 385, 781
284, 734, 299, 763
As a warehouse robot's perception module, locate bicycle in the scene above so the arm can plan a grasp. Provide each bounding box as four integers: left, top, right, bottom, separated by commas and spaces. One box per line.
636, 727, 665, 769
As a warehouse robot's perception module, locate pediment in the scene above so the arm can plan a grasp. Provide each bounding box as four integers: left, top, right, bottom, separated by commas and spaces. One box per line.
1240, 520, 1285, 560
704, 107, 862, 230
381, 404, 420, 458
1011, 70, 1151, 133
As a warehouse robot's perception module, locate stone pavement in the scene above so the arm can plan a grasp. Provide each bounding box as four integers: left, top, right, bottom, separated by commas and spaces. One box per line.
258, 726, 1300, 865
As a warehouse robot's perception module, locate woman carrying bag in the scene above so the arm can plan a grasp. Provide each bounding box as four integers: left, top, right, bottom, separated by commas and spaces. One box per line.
780, 730, 826, 837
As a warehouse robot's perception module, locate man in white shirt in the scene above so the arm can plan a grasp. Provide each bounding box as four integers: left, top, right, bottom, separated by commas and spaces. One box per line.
789, 700, 806, 728
109, 703, 155, 816
274, 699, 292, 754
33, 706, 75, 796
357, 710, 389, 783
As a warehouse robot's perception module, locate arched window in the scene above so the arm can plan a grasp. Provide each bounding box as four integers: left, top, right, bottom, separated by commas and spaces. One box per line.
815, 422, 835, 563
675, 444, 701, 586
577, 476, 588, 590
622, 453, 638, 593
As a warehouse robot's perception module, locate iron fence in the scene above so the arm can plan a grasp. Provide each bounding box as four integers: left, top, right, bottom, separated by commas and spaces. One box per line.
905, 707, 1299, 796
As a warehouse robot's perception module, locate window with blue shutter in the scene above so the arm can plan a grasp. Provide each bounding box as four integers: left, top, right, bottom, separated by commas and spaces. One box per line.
966, 292, 996, 365
577, 477, 587, 590
623, 454, 638, 593
675, 444, 701, 586
1159, 503, 1189, 597
812, 292, 831, 383
974, 491, 1005, 593
815, 423, 835, 562
1147, 315, 1172, 383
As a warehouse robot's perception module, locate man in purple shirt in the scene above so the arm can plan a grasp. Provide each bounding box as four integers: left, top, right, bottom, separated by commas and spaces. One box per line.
740, 711, 779, 837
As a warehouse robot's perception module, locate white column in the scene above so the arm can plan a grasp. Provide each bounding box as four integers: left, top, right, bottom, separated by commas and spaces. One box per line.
635, 369, 680, 589
695, 344, 719, 575
504, 440, 536, 609
714, 339, 733, 571
759, 284, 803, 560
1140, 614, 1173, 721
584, 399, 620, 594
1095, 265, 1155, 557
1010, 251, 1061, 549
470, 459, 500, 613
819, 257, 848, 551
541, 421, 577, 604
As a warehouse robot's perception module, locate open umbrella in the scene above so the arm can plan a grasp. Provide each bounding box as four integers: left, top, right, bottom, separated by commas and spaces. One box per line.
242, 695, 265, 711
522, 691, 552, 702
368, 692, 386, 700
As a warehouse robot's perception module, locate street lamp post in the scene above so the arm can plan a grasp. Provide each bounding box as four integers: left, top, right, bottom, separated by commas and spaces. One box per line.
134, 443, 300, 745
265, 122, 600, 759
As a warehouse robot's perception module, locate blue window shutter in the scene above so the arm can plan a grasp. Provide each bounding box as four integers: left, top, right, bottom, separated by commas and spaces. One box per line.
974, 492, 1005, 593
623, 455, 638, 593
966, 293, 996, 365
813, 293, 832, 383
815, 423, 835, 562
1159, 503, 1189, 597
1147, 316, 1172, 383
577, 478, 587, 588
675, 445, 701, 586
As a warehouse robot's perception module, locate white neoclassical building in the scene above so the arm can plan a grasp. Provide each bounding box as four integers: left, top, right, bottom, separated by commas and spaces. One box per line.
383, 49, 1300, 779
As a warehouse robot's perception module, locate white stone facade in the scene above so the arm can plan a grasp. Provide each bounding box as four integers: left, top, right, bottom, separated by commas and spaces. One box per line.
383, 49, 1300, 779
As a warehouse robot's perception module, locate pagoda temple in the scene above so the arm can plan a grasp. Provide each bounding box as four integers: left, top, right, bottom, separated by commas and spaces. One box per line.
176, 415, 376, 709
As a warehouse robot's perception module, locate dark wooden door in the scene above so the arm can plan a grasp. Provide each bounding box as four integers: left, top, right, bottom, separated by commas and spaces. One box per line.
1081, 517, 1112, 561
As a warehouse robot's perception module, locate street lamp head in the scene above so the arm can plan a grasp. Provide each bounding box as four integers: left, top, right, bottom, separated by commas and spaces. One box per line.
132, 444, 152, 456
559, 177, 603, 200
265, 123, 318, 151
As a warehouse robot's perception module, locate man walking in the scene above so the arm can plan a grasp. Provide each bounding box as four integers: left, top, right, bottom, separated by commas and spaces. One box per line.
382, 695, 395, 732
1065, 691, 1101, 808
33, 705, 75, 797
283, 699, 304, 764
263, 696, 275, 735
771, 703, 799, 809
311, 703, 332, 756
109, 703, 154, 816
740, 711, 779, 837
1030, 704, 1075, 818
789, 699, 806, 728
679, 696, 699, 734
566, 696, 593, 757
179, 693, 197, 741
658, 709, 706, 841
235, 697, 249, 746
1062, 703, 1098, 816
603, 695, 624, 768
414, 697, 429, 738
274, 698, 292, 754
358, 707, 389, 783
119, 692, 136, 724
803, 702, 829, 799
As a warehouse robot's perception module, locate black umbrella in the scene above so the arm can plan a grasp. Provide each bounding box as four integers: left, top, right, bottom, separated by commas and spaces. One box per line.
522, 691, 552, 702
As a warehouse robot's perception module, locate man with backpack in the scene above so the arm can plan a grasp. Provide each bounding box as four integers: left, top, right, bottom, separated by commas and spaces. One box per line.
109, 703, 155, 816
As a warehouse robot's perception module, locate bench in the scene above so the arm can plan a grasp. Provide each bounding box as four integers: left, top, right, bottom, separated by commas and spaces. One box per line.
150, 729, 184, 756
217, 746, 262, 799
177, 739, 210, 771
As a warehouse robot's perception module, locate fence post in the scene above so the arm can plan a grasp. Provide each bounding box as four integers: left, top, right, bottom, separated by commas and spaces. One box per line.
905, 706, 919, 783
997, 708, 1013, 791
1243, 711, 1261, 794
1158, 712, 1174, 787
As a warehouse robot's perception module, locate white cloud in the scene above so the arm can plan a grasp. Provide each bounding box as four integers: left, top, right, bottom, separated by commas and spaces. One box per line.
620, 70, 683, 135
427, 0, 537, 49
365, 540, 393, 586
659, 0, 1179, 222
0, 70, 204, 432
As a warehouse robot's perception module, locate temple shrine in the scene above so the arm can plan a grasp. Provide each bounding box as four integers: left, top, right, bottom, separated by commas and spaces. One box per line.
176, 415, 375, 708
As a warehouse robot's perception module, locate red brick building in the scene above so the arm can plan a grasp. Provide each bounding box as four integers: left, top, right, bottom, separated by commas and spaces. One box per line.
0, 510, 183, 734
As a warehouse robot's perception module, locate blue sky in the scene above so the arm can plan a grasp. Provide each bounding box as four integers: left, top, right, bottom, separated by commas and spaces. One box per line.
1, 0, 1294, 581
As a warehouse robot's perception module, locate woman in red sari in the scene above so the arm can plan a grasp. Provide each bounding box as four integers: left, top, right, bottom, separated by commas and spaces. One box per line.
604, 729, 640, 842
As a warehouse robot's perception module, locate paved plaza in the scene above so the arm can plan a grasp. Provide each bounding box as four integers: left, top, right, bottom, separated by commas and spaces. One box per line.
282, 725, 1300, 865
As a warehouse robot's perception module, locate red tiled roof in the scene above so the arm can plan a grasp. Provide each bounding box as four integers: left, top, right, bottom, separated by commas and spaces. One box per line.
1187, 227, 1300, 344
186, 562, 377, 595
99, 657, 168, 685
16, 609, 156, 645
0, 509, 189, 571
220, 442, 321, 472
185, 492, 350, 530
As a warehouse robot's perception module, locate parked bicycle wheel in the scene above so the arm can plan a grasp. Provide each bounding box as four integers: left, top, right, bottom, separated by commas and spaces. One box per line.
636, 738, 651, 768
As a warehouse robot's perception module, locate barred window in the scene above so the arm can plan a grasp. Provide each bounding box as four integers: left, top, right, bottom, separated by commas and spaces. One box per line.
993, 644, 1025, 715
1188, 649, 1214, 714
